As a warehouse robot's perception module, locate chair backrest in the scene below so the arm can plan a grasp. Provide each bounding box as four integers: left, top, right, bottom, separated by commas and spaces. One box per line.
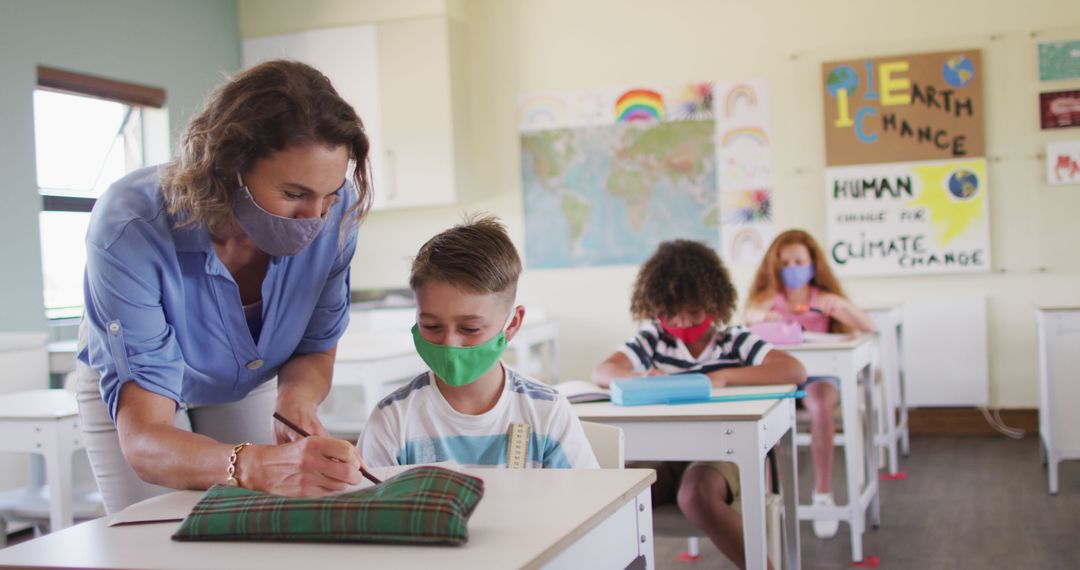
580, 421, 624, 468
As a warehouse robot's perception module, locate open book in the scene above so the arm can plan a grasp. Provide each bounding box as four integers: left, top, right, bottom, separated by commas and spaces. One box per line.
555, 380, 611, 403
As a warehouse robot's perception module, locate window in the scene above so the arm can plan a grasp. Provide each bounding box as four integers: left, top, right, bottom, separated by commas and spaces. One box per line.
34, 67, 167, 319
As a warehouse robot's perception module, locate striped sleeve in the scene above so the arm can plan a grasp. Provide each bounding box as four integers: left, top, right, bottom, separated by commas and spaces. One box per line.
719, 325, 774, 366
615, 324, 660, 371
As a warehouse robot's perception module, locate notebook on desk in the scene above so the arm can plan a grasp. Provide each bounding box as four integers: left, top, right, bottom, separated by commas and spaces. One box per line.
556, 380, 611, 403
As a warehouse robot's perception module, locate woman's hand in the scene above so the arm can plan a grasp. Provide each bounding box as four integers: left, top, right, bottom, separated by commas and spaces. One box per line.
275, 347, 337, 443
240, 437, 365, 496
273, 400, 330, 444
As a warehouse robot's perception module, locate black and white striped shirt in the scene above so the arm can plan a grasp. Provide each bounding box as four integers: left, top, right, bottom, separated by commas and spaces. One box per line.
617, 321, 773, 375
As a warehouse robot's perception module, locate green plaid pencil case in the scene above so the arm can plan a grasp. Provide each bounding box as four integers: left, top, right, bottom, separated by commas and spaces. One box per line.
172, 466, 484, 545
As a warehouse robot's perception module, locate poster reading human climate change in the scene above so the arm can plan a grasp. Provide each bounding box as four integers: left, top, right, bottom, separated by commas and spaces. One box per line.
822, 49, 990, 275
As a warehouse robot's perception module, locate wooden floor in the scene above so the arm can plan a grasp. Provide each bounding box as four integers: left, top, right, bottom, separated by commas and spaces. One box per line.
654, 436, 1080, 569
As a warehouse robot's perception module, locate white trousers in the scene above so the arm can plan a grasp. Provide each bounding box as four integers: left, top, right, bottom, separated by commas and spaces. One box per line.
75, 321, 276, 514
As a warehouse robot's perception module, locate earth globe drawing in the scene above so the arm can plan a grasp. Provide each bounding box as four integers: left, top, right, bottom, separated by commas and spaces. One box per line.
826, 65, 859, 97
943, 56, 975, 88
948, 169, 979, 199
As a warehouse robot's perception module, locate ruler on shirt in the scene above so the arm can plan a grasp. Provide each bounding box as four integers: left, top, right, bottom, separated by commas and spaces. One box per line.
506, 423, 531, 469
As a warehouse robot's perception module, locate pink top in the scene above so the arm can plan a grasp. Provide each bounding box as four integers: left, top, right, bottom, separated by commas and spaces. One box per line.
772, 287, 830, 332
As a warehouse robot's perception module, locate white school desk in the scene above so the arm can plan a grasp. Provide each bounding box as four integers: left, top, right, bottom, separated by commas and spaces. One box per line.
782, 335, 879, 563
46, 339, 78, 377
1035, 304, 1080, 494
865, 305, 910, 475
0, 390, 83, 531
0, 468, 656, 570
321, 317, 560, 435
573, 385, 801, 570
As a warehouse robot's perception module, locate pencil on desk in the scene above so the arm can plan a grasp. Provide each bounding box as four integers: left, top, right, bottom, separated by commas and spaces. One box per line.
272, 412, 382, 484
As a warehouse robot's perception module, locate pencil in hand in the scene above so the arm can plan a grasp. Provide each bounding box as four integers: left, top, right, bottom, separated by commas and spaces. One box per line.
272, 412, 382, 484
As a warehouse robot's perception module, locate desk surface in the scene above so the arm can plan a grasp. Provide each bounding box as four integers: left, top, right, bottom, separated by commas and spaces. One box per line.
780, 334, 875, 352
0, 389, 78, 419
863, 304, 901, 313
1035, 303, 1080, 311
0, 468, 655, 570
573, 385, 797, 422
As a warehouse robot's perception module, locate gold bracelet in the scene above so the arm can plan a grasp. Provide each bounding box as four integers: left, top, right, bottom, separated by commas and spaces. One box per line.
224, 442, 252, 487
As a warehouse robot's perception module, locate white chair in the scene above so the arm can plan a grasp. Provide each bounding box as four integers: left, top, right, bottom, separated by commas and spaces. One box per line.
580, 421, 624, 469
0, 372, 104, 545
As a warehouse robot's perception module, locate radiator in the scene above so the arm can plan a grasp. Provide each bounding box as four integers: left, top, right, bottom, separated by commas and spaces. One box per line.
900, 296, 989, 407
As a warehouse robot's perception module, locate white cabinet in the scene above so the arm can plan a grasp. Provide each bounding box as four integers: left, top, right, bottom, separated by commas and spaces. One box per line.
241, 16, 471, 210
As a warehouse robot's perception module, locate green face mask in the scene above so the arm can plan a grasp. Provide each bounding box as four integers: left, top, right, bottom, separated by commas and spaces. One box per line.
411, 323, 509, 387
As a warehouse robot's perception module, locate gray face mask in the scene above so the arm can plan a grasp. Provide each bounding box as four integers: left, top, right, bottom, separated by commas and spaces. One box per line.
232, 173, 329, 257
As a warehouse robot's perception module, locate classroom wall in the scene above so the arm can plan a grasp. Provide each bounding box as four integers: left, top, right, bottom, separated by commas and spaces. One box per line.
0, 0, 241, 336
251, 0, 1076, 408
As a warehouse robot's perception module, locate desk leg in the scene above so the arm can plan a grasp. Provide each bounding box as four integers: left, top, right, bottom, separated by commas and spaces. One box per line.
777, 405, 801, 570
897, 324, 910, 457
635, 489, 655, 569
839, 361, 865, 562
738, 440, 769, 570
863, 363, 881, 530
1049, 453, 1060, 495
880, 327, 900, 475
42, 421, 76, 531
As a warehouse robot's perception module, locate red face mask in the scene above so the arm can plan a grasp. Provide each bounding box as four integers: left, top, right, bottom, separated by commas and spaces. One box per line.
658, 316, 714, 345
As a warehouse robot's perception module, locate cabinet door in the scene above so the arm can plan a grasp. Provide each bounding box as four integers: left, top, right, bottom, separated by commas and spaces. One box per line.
242, 26, 385, 205
376, 16, 456, 209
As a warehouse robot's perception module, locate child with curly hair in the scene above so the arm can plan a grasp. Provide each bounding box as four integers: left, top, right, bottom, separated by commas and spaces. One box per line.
745, 229, 874, 539
594, 239, 805, 570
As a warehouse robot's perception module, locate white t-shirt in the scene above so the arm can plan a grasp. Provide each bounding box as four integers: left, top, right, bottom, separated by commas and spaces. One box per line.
358, 364, 599, 469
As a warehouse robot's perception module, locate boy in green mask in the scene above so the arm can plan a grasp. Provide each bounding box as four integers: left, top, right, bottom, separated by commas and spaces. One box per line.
357, 216, 599, 469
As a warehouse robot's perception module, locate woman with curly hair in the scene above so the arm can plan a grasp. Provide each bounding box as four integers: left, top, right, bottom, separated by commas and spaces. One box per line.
745, 229, 874, 539
76, 60, 373, 513
593, 239, 804, 570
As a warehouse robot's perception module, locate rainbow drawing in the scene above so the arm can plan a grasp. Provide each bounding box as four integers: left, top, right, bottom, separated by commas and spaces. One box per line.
720, 126, 769, 148
727, 227, 766, 263
724, 83, 758, 117
616, 89, 665, 122
517, 94, 569, 130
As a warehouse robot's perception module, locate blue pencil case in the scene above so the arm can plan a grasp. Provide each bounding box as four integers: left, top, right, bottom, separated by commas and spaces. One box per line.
610, 374, 711, 406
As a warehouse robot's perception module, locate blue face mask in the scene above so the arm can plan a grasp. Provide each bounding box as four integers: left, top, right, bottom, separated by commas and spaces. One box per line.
781, 264, 815, 289
232, 173, 329, 257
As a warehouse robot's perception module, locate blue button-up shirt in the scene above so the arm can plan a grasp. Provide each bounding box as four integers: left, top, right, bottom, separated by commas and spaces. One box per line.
78, 166, 358, 422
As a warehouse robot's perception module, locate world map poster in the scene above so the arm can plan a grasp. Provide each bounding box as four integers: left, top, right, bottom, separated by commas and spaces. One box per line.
518, 82, 772, 269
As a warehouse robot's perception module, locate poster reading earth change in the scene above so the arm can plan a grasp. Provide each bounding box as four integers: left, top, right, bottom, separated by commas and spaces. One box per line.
822, 49, 990, 275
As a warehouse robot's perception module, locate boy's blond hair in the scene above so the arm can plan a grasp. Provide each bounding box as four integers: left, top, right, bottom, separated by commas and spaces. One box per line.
410, 215, 522, 301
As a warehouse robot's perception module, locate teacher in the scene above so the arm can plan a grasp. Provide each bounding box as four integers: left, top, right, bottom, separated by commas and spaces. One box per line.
76, 60, 370, 513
